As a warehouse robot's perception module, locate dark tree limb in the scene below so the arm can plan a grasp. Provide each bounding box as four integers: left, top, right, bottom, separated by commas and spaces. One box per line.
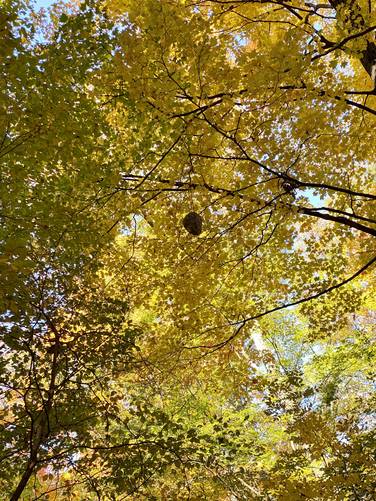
119, 172, 376, 236
328, 0, 376, 82
185, 254, 376, 351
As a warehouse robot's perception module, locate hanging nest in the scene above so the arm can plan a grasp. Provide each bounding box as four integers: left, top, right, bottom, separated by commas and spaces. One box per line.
182, 212, 203, 236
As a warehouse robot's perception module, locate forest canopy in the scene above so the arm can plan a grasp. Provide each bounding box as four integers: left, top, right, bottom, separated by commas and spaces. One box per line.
0, 0, 375, 499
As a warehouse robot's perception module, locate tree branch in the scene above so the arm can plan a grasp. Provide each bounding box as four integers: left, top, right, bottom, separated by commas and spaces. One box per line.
119, 172, 376, 236
328, 0, 376, 81
185, 254, 376, 351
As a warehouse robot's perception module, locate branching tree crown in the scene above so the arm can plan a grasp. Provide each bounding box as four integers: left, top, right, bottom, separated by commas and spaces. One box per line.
0, 0, 375, 498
